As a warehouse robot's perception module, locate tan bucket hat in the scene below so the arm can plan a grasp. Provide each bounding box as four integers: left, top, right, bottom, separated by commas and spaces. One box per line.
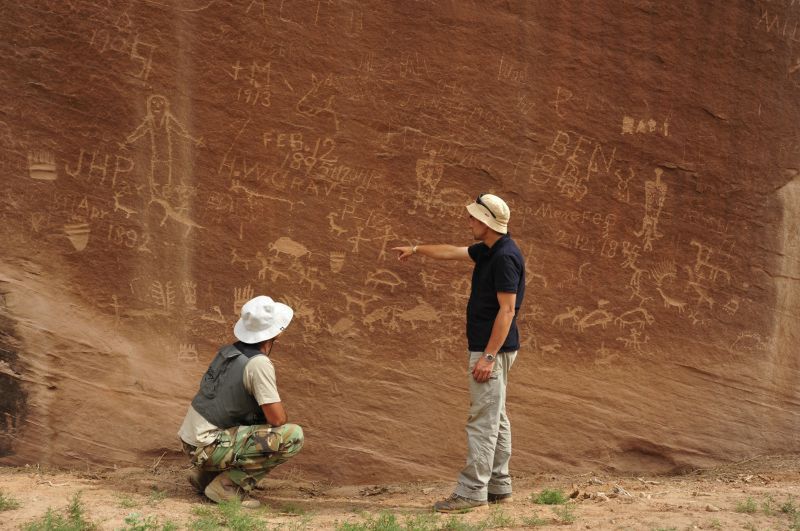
466, 193, 510, 234
234, 296, 293, 343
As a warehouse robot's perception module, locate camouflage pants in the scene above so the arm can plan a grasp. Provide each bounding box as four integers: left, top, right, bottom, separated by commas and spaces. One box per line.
183, 423, 304, 491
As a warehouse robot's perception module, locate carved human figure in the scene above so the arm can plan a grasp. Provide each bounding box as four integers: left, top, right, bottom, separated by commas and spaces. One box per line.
123, 94, 202, 198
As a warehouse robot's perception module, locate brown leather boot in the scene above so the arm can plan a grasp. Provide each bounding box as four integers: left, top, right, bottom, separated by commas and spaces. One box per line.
204, 471, 261, 508
187, 468, 217, 494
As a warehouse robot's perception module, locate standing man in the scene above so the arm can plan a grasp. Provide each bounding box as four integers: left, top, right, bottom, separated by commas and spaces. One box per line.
393, 193, 525, 512
178, 295, 304, 508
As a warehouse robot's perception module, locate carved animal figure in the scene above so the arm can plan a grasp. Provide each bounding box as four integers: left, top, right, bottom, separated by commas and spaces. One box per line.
268, 237, 310, 260
394, 297, 440, 329
365, 269, 407, 292
363, 306, 398, 332
656, 287, 687, 313
577, 308, 614, 332
113, 192, 138, 219
148, 197, 203, 236
615, 307, 655, 330
552, 306, 584, 327
344, 290, 379, 314
327, 212, 347, 236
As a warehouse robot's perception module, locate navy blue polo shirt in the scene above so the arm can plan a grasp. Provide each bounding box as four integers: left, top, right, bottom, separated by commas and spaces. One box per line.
466, 234, 525, 352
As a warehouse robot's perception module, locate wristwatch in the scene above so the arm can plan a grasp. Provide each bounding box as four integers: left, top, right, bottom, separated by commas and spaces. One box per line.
483, 353, 496, 362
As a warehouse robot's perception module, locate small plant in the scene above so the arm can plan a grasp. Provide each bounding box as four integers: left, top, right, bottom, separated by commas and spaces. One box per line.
709, 519, 722, 529
437, 516, 485, 531
736, 497, 758, 514
782, 497, 798, 515
189, 499, 268, 531
481, 507, 515, 528
521, 512, 549, 526
120, 513, 177, 531
742, 522, 758, 531
551, 503, 576, 524
0, 490, 20, 511
403, 512, 440, 531
117, 494, 140, 509
279, 502, 308, 515
23, 493, 97, 531
761, 494, 776, 515
146, 488, 168, 506
532, 488, 568, 505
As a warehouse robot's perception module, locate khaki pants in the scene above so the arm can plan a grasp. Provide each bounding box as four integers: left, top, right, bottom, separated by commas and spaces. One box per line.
454, 350, 517, 501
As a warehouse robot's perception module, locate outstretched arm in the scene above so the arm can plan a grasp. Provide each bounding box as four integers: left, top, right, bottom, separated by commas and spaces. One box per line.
392, 244, 470, 261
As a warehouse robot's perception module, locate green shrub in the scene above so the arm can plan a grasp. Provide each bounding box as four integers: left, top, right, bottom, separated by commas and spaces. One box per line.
531, 489, 567, 505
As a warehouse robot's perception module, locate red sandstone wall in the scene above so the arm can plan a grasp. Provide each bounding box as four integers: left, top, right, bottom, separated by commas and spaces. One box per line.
0, 1, 798, 482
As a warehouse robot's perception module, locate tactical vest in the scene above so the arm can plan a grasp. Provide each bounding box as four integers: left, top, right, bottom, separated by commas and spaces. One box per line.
191, 344, 266, 429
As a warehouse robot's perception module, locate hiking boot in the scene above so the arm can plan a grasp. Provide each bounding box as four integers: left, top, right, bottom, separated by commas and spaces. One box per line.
204, 471, 261, 508
187, 468, 218, 494
487, 492, 513, 504
433, 493, 487, 513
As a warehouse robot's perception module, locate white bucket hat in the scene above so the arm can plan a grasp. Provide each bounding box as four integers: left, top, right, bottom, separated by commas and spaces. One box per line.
233, 295, 294, 344
466, 193, 510, 234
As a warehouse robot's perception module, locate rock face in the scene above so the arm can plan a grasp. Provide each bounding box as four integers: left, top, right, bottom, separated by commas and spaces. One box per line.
0, 1, 798, 482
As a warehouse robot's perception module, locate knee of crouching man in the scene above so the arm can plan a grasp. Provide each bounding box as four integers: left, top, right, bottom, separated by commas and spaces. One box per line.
284, 423, 304, 455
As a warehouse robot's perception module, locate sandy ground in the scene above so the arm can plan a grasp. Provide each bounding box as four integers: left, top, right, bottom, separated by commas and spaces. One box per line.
1, 455, 799, 530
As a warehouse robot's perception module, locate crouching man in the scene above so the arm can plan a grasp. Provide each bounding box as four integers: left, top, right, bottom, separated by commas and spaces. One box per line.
178, 295, 304, 508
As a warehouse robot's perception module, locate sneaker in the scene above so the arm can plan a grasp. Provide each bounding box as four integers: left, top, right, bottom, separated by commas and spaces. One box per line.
487, 492, 513, 504
433, 493, 487, 513
204, 471, 261, 509
187, 468, 218, 494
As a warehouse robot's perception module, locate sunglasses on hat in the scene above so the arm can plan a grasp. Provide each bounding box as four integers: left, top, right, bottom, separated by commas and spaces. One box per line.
476, 194, 497, 219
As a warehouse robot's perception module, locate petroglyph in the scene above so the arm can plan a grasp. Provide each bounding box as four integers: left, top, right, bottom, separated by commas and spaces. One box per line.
329, 251, 346, 272
683, 265, 715, 309
690, 239, 732, 285
419, 270, 447, 291
268, 236, 310, 260
28, 150, 57, 180
233, 285, 255, 315
365, 268, 407, 292
256, 252, 290, 282
394, 297, 441, 329
343, 290, 379, 315
148, 197, 203, 236
150, 280, 177, 312
616, 328, 649, 355
655, 287, 687, 314
327, 317, 358, 338
201, 306, 226, 324
296, 73, 340, 131
178, 343, 198, 362
577, 300, 614, 332
731, 331, 768, 353
112, 192, 138, 219
615, 307, 655, 331
650, 260, 677, 287
327, 212, 347, 236
552, 306, 584, 327
410, 150, 444, 214
363, 306, 399, 332
621, 116, 669, 136
229, 180, 304, 211
122, 94, 203, 195
230, 248, 254, 270
63, 222, 90, 251
723, 296, 740, 315
181, 281, 197, 309
298, 265, 326, 292
634, 168, 668, 251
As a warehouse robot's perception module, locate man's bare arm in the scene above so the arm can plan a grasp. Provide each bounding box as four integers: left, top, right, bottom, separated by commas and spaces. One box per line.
472, 291, 517, 383
261, 402, 287, 427
392, 244, 470, 261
